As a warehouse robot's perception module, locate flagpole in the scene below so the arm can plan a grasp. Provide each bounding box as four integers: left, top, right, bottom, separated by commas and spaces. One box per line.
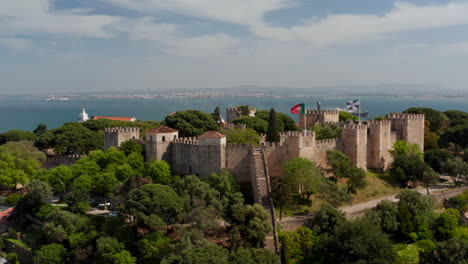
358, 97, 361, 123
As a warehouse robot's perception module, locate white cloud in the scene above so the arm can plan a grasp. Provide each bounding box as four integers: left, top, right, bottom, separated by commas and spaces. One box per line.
0, 0, 122, 38
105, 0, 468, 47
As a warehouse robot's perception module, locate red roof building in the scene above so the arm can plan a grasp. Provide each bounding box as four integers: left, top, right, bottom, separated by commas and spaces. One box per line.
147, 125, 179, 133
93, 116, 136, 122
198, 131, 226, 138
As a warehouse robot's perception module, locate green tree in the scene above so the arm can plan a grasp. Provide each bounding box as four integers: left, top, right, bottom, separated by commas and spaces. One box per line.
266, 108, 280, 142
326, 150, 350, 182
34, 123, 48, 136
95, 237, 126, 264
230, 247, 279, 264
255, 110, 300, 132
432, 238, 468, 264
441, 157, 467, 186
270, 178, 292, 221
444, 110, 468, 127
439, 124, 468, 149
373, 200, 399, 233
424, 149, 453, 173
213, 106, 222, 124
306, 203, 346, 234
312, 124, 343, 140
434, 209, 460, 241
205, 169, 239, 199
0, 141, 46, 188
345, 166, 367, 194
47, 165, 74, 193
228, 204, 272, 248
421, 167, 439, 195
233, 116, 269, 133
36, 122, 103, 154
124, 184, 184, 230
318, 180, 353, 206
16, 180, 53, 213
146, 160, 174, 185
319, 220, 397, 264
119, 140, 143, 156
163, 110, 219, 137
283, 227, 319, 263
5, 193, 21, 206
138, 232, 171, 264
114, 251, 137, 264
0, 129, 37, 144
396, 244, 420, 264
339, 111, 359, 122
162, 242, 230, 264
95, 172, 118, 197
33, 243, 69, 264
283, 158, 323, 200
221, 128, 260, 145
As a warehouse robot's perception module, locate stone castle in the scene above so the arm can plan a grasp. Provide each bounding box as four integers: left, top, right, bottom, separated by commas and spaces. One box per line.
104, 107, 425, 251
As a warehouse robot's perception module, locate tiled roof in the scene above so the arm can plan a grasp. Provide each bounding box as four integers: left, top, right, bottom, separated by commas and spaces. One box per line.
199, 131, 226, 138
148, 125, 178, 133
93, 116, 135, 122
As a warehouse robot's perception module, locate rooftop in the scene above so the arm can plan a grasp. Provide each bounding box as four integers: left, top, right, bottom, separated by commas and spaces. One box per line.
93, 116, 136, 122
148, 125, 178, 133
199, 131, 226, 139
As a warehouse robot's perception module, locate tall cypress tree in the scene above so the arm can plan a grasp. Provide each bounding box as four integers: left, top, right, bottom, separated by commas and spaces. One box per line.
266, 108, 280, 142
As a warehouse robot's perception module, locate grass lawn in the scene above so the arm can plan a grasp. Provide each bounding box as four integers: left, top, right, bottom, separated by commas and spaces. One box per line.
6, 238, 31, 250
274, 170, 400, 217
352, 171, 400, 204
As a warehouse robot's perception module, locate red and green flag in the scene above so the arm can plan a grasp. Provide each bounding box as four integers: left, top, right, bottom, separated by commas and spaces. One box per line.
290, 103, 305, 114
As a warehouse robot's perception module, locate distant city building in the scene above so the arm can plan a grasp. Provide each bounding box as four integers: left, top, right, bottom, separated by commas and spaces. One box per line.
93, 116, 136, 122
78, 104, 89, 122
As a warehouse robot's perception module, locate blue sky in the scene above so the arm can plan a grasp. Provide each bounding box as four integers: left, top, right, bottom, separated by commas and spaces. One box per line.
1, 0, 468, 94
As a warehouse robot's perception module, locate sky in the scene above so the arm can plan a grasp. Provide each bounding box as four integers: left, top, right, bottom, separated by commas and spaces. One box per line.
1, 0, 468, 94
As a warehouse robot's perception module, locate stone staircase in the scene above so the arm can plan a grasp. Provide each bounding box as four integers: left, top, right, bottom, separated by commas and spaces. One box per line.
252, 148, 279, 253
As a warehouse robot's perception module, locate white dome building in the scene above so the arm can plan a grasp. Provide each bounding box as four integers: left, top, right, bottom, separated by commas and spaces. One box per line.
78, 104, 89, 122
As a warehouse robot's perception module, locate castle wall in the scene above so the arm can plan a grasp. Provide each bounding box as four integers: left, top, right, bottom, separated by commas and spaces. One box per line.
314, 139, 339, 169
171, 140, 225, 177
226, 144, 253, 183
104, 127, 140, 150
367, 120, 393, 170
342, 124, 368, 169
226, 107, 256, 123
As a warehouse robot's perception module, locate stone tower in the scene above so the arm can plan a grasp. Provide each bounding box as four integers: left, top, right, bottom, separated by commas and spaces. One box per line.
226, 107, 257, 123
145, 125, 179, 162
197, 131, 227, 176
341, 124, 368, 169
367, 120, 393, 170
104, 127, 140, 150
299, 110, 339, 129
387, 113, 425, 152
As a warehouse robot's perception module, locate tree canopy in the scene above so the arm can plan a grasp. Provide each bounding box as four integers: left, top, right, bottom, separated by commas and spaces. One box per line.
0, 129, 37, 145
163, 110, 219, 137
283, 158, 323, 199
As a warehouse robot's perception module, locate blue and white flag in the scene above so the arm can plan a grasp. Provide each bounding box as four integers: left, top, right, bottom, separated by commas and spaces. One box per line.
346, 100, 360, 112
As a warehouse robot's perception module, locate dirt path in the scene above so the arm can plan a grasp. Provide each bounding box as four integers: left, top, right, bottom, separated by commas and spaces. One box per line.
279, 184, 467, 231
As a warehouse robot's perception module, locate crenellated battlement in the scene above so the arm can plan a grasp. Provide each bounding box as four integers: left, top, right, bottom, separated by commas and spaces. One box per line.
342, 124, 369, 130
173, 139, 199, 145
226, 143, 255, 149
226, 107, 238, 111
316, 138, 339, 145
305, 110, 339, 115
222, 123, 247, 130
178, 137, 198, 142
104, 127, 140, 133
367, 120, 392, 126
279, 131, 315, 137
386, 113, 425, 120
